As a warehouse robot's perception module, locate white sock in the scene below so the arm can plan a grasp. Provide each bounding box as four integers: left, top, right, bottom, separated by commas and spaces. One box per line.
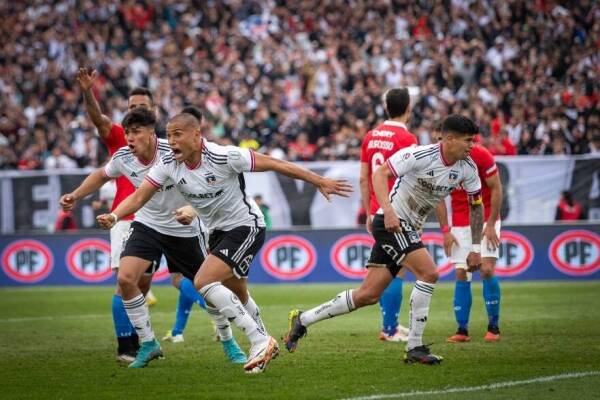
199, 282, 268, 347
123, 293, 155, 342
300, 290, 356, 327
243, 295, 267, 334
206, 306, 233, 341
407, 281, 435, 350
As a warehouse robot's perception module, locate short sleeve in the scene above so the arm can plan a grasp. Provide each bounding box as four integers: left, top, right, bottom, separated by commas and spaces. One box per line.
103, 154, 122, 178
386, 146, 418, 178
227, 147, 254, 174
102, 124, 127, 155
475, 147, 497, 179
462, 164, 482, 195
145, 157, 171, 189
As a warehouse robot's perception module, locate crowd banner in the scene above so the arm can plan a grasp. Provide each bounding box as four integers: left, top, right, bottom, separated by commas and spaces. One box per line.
1, 224, 598, 286
0, 155, 599, 233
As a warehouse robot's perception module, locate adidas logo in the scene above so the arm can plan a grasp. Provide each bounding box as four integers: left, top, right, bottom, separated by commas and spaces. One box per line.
426, 170, 434, 177
220, 249, 229, 257
130, 172, 138, 177
179, 178, 187, 185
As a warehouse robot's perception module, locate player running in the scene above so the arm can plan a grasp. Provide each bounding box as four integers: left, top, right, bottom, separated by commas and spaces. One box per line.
61, 108, 247, 368
360, 88, 417, 342
436, 140, 503, 343
97, 112, 352, 373
284, 114, 484, 365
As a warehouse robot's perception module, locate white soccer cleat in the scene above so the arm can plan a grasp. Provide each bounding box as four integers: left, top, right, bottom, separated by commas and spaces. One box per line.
379, 325, 409, 342
162, 331, 184, 343
244, 336, 279, 374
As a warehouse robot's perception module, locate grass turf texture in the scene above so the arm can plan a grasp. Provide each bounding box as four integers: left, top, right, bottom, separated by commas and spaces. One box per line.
0, 281, 599, 399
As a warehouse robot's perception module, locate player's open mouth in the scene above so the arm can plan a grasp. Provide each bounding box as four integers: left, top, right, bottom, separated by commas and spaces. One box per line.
128, 144, 136, 153
172, 149, 182, 156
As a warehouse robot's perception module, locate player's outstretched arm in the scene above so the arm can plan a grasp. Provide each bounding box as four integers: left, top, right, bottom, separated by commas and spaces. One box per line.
77, 67, 112, 138
435, 201, 458, 257
483, 173, 503, 250
372, 163, 400, 233
97, 179, 158, 229
253, 152, 353, 201
59, 169, 112, 211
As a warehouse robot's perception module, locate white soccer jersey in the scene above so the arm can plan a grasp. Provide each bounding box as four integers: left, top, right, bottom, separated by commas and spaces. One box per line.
146, 139, 265, 233
103, 138, 201, 237
380, 143, 481, 231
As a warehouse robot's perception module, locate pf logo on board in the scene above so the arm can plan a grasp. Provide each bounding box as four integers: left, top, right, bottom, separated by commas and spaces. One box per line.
495, 231, 534, 277
261, 235, 316, 280
66, 239, 112, 283
421, 233, 453, 278
331, 234, 373, 279
1, 240, 54, 284
549, 230, 600, 276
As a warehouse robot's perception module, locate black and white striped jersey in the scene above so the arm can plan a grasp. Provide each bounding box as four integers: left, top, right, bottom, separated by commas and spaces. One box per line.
380, 143, 481, 230
104, 138, 201, 237
146, 139, 266, 233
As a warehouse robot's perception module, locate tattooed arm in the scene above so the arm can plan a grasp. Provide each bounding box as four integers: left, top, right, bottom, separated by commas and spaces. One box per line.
466, 192, 483, 271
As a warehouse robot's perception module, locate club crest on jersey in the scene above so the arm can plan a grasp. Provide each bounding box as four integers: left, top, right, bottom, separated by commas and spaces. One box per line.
448, 171, 459, 184
205, 173, 217, 185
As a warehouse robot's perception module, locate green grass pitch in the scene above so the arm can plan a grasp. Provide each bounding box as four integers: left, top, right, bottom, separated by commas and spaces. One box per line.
1, 281, 599, 399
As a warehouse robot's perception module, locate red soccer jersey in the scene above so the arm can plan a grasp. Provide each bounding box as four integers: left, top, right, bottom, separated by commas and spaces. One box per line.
101, 124, 135, 220
450, 144, 498, 227
360, 120, 417, 215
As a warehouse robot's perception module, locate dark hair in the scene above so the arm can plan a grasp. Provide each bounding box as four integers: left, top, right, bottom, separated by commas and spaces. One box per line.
128, 87, 153, 104
122, 107, 156, 130
441, 114, 479, 136
562, 190, 574, 206
182, 106, 203, 123
384, 88, 410, 118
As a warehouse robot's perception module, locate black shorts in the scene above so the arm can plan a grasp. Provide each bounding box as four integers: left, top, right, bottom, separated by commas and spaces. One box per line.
367, 214, 424, 277
120, 221, 207, 281
209, 226, 266, 278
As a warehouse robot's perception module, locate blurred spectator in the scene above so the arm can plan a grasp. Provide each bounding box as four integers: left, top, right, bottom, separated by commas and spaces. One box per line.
253, 195, 271, 230
54, 210, 77, 231
44, 146, 77, 169
0, 1, 598, 168
555, 190, 584, 221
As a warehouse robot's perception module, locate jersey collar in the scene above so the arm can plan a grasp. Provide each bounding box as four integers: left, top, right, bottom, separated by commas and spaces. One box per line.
137, 137, 158, 166
185, 138, 204, 170
383, 120, 407, 130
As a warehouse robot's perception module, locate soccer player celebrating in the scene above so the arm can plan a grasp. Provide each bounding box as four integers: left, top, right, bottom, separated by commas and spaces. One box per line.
284, 114, 483, 364
97, 112, 352, 373
436, 139, 503, 343
360, 88, 417, 342
77, 69, 206, 360
62, 108, 247, 368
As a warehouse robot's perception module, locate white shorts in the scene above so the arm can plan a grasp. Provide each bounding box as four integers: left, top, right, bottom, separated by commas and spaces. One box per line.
109, 220, 132, 269
450, 220, 501, 269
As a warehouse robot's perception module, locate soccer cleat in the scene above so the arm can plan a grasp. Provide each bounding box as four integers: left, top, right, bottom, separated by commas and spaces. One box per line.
128, 339, 163, 368
446, 328, 471, 343
379, 329, 409, 342
146, 290, 158, 307
283, 309, 307, 353
221, 338, 247, 364
116, 351, 137, 363
244, 336, 279, 374
162, 330, 184, 343
484, 326, 501, 342
404, 345, 443, 365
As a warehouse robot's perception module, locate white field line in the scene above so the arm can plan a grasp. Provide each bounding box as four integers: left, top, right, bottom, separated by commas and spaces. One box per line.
341, 371, 600, 400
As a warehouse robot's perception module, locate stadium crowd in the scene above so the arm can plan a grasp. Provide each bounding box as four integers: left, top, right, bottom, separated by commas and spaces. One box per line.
0, 0, 598, 170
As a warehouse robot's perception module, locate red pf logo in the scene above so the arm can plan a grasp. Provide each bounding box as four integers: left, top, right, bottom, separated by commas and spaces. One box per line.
549, 230, 600, 276
330, 234, 374, 279
421, 232, 453, 278
1, 240, 54, 284
260, 235, 316, 280
495, 231, 534, 277
66, 239, 113, 283
152, 256, 171, 282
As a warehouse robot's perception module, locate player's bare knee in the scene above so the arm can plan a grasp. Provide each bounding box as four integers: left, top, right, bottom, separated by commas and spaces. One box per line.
480, 267, 494, 279
455, 269, 468, 281
171, 274, 182, 288
422, 270, 439, 284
